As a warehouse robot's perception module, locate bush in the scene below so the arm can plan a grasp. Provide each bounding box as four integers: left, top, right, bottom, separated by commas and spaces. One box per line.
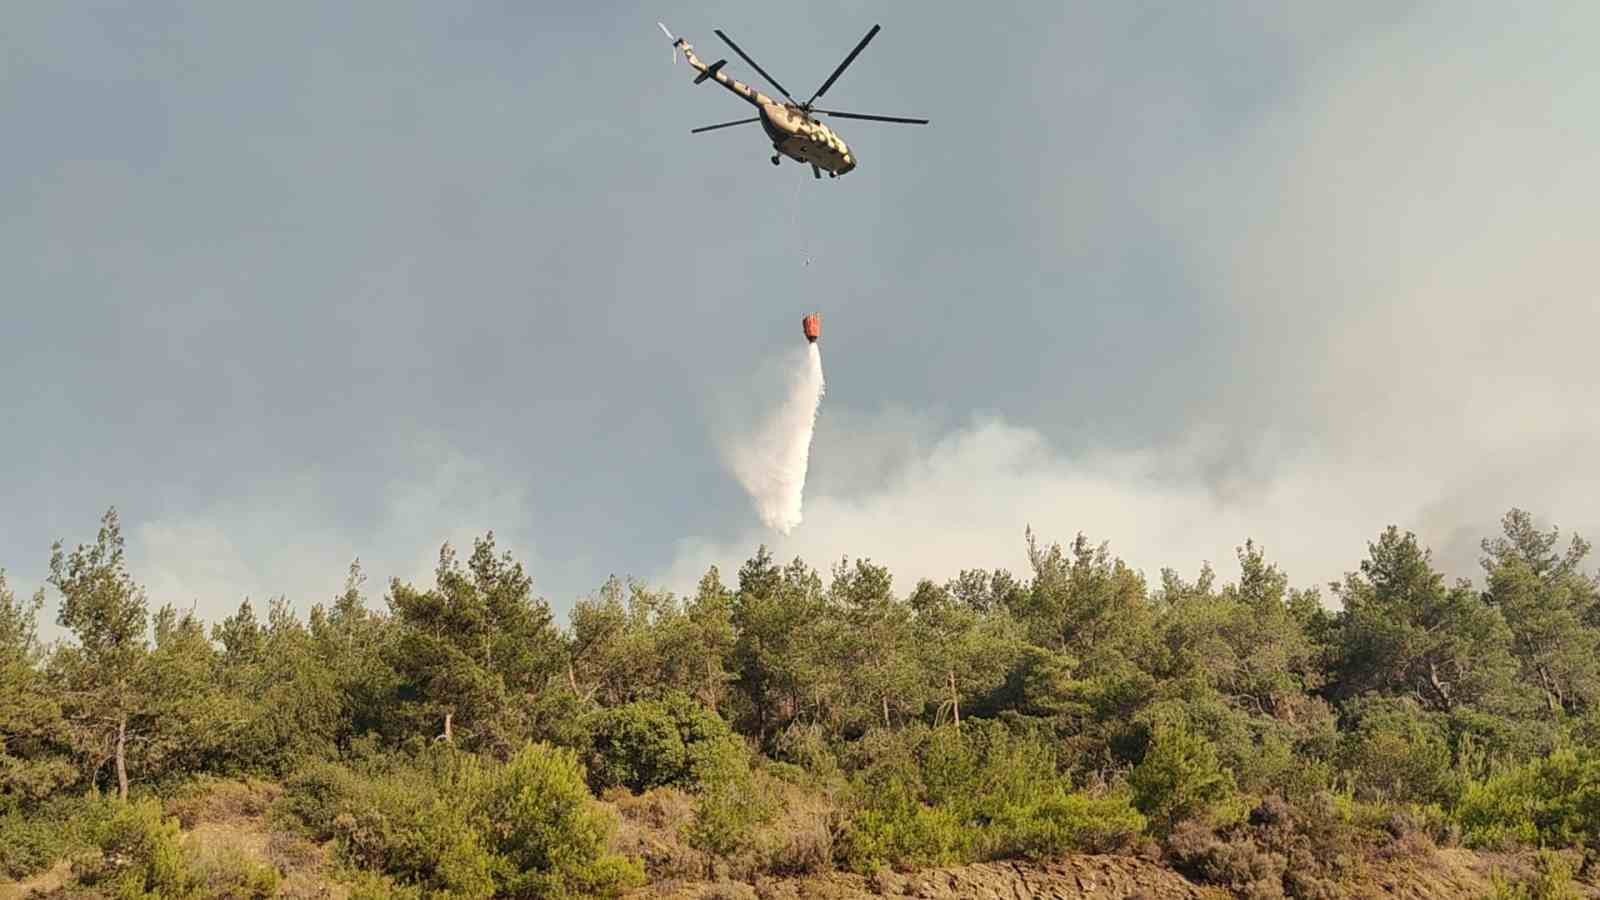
1129, 720, 1239, 834
987, 789, 1146, 860
278, 747, 646, 898
190, 845, 280, 900
278, 758, 499, 900
1456, 749, 1600, 851
456, 742, 645, 899
759, 779, 842, 877
608, 787, 703, 881
1488, 850, 1584, 900
1166, 821, 1288, 900
1336, 697, 1458, 806
73, 798, 199, 899
0, 812, 67, 880
585, 692, 740, 794
1161, 792, 1445, 899
163, 776, 280, 828
838, 774, 968, 873
344, 868, 425, 900
0, 793, 116, 880
837, 720, 1146, 873
771, 722, 843, 782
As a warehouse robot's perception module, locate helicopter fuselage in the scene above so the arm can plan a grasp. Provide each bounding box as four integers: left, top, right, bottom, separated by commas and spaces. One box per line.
759, 102, 856, 174
679, 40, 857, 175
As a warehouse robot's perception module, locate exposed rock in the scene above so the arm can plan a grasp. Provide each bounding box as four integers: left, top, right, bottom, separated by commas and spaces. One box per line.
629, 855, 1226, 899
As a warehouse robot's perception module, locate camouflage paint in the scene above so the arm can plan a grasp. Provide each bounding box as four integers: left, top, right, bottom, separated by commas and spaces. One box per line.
675, 38, 857, 175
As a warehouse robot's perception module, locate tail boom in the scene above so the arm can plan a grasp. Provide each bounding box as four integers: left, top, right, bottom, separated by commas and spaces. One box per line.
674, 37, 767, 108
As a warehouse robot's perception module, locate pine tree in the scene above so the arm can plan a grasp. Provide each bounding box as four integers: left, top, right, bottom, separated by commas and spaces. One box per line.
49, 508, 149, 801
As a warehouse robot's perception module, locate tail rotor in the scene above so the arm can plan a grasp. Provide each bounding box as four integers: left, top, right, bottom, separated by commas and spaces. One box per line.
657, 21, 680, 65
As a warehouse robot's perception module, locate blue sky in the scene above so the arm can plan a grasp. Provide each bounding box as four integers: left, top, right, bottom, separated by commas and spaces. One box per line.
5, 2, 1598, 633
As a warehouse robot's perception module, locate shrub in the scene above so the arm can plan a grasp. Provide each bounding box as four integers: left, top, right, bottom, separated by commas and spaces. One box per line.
74, 798, 200, 899
1488, 850, 1583, 900
1166, 820, 1288, 900
1456, 749, 1600, 851
344, 868, 425, 900
585, 692, 739, 794
190, 845, 280, 900
685, 758, 773, 870
772, 721, 842, 782
276, 760, 370, 840
0, 793, 116, 880
760, 780, 842, 877
986, 788, 1146, 860
1129, 720, 1239, 834
278, 759, 496, 899
837, 720, 1143, 873
164, 776, 280, 828
838, 774, 968, 873
1163, 793, 1423, 899
0, 812, 67, 880
279, 746, 643, 899
1336, 697, 1457, 806
456, 742, 645, 899
608, 787, 703, 881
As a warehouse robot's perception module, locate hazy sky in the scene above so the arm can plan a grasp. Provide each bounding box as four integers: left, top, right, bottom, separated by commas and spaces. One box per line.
5, 2, 1598, 633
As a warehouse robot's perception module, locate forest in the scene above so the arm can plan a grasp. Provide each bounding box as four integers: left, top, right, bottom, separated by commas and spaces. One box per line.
3, 507, 1600, 899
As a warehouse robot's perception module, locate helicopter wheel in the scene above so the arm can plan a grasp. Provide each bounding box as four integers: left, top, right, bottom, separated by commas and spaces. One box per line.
770, 154, 781, 166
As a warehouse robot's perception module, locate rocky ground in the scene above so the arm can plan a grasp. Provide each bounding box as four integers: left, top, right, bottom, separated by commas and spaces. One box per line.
630, 850, 1600, 900
632, 856, 1227, 899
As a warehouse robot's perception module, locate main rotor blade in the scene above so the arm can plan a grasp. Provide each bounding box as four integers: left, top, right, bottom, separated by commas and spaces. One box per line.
814, 109, 929, 124
690, 117, 761, 134
805, 24, 880, 106
712, 29, 795, 102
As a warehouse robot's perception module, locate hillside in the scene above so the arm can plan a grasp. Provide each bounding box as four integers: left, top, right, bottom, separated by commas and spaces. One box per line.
5, 778, 1598, 900
5, 508, 1600, 898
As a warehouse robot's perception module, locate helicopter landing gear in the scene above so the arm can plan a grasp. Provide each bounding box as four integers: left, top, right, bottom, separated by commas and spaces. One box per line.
771, 154, 781, 166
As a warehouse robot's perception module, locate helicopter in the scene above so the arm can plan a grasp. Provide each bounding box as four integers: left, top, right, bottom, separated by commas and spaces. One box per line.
657, 22, 929, 179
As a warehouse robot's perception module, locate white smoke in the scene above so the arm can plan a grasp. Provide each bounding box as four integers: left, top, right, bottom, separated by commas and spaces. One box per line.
725, 343, 826, 534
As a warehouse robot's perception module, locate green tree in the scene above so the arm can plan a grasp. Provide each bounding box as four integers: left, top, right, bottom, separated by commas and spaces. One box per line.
566, 569, 738, 714
1149, 545, 1337, 793
49, 509, 150, 801
1330, 526, 1521, 715
308, 560, 399, 746
907, 578, 1026, 733
827, 558, 924, 733
1011, 530, 1155, 672
566, 576, 692, 706
729, 547, 826, 746
136, 604, 243, 780
1480, 509, 1600, 718
674, 566, 738, 713
0, 570, 73, 807
387, 534, 564, 753
219, 597, 342, 773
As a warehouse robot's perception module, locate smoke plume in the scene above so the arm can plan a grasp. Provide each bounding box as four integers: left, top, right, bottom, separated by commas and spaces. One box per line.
726, 343, 825, 534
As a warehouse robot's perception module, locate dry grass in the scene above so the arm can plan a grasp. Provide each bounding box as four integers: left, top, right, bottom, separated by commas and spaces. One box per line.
165, 778, 282, 830
610, 787, 708, 882
164, 779, 341, 900
0, 860, 72, 900
758, 777, 842, 878
607, 771, 847, 891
